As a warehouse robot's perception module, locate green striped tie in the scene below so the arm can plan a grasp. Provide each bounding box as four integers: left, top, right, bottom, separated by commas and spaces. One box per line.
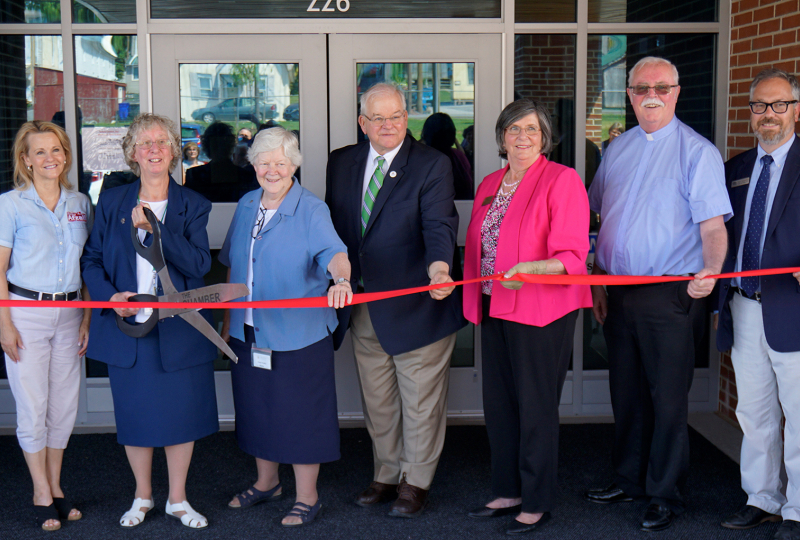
361, 156, 385, 236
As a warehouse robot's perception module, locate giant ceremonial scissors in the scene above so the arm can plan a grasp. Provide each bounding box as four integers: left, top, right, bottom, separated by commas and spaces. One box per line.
115, 207, 249, 363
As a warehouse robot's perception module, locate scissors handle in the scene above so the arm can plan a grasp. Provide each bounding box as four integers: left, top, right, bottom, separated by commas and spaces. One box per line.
115, 294, 159, 338
130, 206, 166, 273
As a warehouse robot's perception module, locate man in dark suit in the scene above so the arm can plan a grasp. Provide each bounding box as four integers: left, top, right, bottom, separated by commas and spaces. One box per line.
717, 68, 800, 540
326, 83, 465, 518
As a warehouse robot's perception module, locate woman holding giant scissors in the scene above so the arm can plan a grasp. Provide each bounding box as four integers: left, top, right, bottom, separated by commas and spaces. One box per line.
81, 113, 218, 530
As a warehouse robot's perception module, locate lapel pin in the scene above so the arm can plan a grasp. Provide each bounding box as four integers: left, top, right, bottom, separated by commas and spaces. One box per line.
121, 218, 126, 224
389, 171, 397, 178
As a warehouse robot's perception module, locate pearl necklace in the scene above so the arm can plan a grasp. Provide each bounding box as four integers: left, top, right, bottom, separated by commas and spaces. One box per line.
500, 172, 523, 195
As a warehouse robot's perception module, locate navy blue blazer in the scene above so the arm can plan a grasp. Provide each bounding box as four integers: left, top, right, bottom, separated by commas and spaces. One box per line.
325, 135, 466, 356
717, 136, 800, 353
80, 178, 217, 371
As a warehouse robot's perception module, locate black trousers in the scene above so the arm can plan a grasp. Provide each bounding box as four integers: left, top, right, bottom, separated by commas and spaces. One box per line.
481, 295, 578, 513
603, 281, 706, 512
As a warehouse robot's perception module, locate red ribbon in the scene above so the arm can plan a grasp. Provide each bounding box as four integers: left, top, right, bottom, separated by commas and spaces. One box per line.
1, 267, 798, 310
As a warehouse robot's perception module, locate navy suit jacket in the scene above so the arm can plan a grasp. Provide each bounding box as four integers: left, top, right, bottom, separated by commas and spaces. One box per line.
717, 136, 800, 353
325, 136, 466, 356
80, 178, 217, 371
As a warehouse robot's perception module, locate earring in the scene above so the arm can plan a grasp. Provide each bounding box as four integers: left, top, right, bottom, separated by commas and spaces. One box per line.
27, 165, 32, 171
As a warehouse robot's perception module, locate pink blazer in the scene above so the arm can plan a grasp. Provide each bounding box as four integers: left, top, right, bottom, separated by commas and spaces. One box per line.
463, 156, 592, 327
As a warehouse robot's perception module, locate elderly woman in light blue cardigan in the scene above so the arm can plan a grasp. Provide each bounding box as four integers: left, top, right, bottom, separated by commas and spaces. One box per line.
219, 127, 351, 527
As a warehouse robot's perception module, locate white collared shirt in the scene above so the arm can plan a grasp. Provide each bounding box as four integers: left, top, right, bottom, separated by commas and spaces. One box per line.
361, 140, 404, 200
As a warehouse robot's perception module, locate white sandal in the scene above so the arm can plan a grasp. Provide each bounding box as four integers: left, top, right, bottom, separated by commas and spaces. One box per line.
165, 500, 208, 529
120, 497, 154, 528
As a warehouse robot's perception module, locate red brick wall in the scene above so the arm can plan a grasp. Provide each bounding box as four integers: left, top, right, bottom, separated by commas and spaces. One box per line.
722, 0, 800, 424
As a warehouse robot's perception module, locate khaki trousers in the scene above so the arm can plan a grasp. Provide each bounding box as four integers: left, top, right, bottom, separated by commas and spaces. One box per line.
350, 303, 456, 490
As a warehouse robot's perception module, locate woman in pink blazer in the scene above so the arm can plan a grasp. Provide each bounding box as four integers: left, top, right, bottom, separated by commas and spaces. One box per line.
463, 99, 592, 535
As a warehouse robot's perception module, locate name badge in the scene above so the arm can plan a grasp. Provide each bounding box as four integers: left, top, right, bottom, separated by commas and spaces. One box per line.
251, 346, 272, 370
731, 177, 750, 188
481, 196, 494, 206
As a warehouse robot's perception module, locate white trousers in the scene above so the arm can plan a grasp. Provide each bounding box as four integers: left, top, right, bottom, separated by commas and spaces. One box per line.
731, 292, 800, 521
4, 293, 82, 453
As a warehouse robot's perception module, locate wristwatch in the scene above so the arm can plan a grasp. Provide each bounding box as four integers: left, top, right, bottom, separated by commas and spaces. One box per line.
336, 277, 350, 285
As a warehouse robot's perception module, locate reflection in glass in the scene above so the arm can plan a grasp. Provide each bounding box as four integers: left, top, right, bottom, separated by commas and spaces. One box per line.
356, 62, 476, 200
0, 0, 60, 23
516, 0, 576, 23
0, 36, 64, 195
177, 63, 298, 203
582, 33, 716, 370
72, 36, 139, 205
72, 0, 136, 23
589, 0, 717, 23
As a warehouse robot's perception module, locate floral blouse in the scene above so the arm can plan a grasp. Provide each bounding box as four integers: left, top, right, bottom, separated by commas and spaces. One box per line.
480, 188, 517, 295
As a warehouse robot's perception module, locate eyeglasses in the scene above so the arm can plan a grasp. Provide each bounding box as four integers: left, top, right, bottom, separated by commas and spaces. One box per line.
135, 139, 172, 150
749, 100, 798, 114
252, 207, 267, 239
506, 125, 540, 136
628, 84, 679, 96
362, 113, 406, 126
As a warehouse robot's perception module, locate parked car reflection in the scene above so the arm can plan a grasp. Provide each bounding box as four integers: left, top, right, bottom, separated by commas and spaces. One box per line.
191, 97, 277, 125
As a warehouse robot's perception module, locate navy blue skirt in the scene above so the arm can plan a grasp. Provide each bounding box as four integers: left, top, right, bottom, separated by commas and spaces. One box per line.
229, 326, 340, 464
108, 327, 219, 447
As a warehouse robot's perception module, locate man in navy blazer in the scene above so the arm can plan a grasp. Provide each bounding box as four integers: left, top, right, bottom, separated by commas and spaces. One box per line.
717, 68, 800, 540
326, 83, 465, 517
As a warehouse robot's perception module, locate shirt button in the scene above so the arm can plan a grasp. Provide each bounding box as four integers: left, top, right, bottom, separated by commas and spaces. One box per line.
252, 258, 256, 262
59, 242, 62, 245
59, 260, 62, 263
255, 327, 260, 332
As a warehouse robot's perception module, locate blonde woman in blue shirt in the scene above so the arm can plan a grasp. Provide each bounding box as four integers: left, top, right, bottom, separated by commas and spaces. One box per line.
220, 127, 351, 527
0, 121, 91, 531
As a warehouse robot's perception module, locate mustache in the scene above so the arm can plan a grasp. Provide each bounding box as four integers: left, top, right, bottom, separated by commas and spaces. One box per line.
641, 97, 665, 108
757, 116, 781, 128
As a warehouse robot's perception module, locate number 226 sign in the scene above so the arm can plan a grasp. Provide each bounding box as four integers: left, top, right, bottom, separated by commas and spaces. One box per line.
307, 0, 350, 12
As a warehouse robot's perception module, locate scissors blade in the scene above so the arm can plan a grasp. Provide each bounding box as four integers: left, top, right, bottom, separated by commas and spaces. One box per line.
178, 310, 239, 364
158, 283, 250, 318
156, 267, 180, 296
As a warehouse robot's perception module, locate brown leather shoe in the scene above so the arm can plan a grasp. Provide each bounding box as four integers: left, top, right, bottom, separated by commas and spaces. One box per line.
355, 481, 398, 507
388, 476, 428, 518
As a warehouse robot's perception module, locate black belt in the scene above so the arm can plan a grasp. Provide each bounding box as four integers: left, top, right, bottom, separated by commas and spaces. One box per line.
8, 283, 79, 301
732, 286, 761, 303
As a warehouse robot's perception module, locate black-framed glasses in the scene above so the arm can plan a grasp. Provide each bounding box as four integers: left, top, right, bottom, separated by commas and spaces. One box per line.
628, 84, 679, 96
252, 207, 267, 239
749, 100, 798, 114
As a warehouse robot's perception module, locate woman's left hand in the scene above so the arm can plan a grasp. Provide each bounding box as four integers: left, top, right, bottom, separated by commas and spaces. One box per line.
78, 317, 90, 356
502, 261, 548, 290
327, 281, 353, 309
132, 202, 153, 233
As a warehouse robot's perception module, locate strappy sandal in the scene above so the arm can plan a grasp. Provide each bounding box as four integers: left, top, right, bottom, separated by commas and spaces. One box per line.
228, 483, 283, 509
53, 497, 82, 521
281, 500, 322, 527
165, 500, 208, 529
34, 503, 61, 531
120, 498, 154, 528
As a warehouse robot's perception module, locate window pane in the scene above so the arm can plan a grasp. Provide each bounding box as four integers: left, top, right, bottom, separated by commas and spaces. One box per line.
73, 0, 137, 23
356, 62, 476, 200
1, 0, 61, 23
72, 36, 138, 206
589, 0, 718, 23
582, 33, 717, 371
514, 35, 577, 170
516, 0, 576, 23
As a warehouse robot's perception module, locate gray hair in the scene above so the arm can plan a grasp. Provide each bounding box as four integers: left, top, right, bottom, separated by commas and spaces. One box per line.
248, 126, 303, 168
360, 83, 407, 116
495, 99, 554, 159
750, 68, 800, 101
121, 113, 181, 177
628, 56, 680, 87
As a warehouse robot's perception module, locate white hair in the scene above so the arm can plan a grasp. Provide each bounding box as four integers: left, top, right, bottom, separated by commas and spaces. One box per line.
628, 56, 680, 87
360, 83, 407, 116
247, 127, 302, 168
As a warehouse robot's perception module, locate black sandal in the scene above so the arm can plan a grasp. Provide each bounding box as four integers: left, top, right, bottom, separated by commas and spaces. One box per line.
34, 503, 61, 531
53, 497, 81, 521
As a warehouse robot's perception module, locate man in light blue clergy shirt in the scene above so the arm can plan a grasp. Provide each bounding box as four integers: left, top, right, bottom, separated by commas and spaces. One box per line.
583, 56, 732, 532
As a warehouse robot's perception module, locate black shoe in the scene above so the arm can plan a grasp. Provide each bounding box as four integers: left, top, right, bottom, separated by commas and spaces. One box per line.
641, 503, 675, 532
721, 505, 782, 529
505, 512, 551, 535
584, 483, 634, 504
774, 520, 800, 540
468, 504, 522, 519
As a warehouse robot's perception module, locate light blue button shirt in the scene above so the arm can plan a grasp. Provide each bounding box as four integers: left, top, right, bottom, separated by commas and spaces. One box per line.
219, 181, 346, 352
588, 116, 732, 276
733, 135, 795, 289
0, 185, 92, 293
